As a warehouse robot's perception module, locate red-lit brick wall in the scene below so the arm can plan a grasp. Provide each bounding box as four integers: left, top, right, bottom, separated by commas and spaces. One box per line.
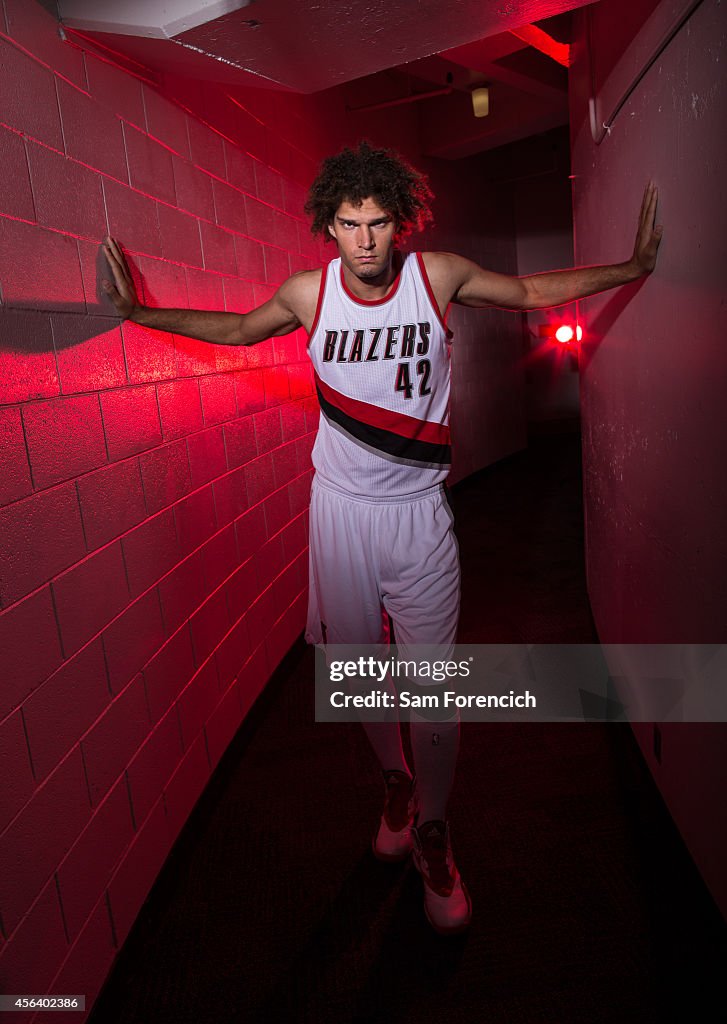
0, 2, 523, 1014
0, 2, 320, 1013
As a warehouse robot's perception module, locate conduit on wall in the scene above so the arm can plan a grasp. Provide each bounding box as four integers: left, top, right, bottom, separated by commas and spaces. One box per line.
587, 0, 706, 143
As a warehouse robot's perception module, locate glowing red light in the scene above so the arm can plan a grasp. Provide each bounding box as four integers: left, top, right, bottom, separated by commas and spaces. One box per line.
555, 325, 574, 343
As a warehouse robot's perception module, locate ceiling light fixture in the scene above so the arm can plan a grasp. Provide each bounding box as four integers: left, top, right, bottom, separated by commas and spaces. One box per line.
471, 85, 490, 118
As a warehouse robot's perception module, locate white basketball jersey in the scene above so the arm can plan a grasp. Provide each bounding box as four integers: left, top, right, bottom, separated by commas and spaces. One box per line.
307, 252, 453, 499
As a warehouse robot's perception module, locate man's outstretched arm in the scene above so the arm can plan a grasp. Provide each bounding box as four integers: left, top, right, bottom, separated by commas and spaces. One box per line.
443, 181, 663, 311
101, 236, 302, 345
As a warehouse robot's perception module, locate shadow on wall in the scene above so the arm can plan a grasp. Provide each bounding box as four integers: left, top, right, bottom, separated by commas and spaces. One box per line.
0, 241, 208, 348
0, 245, 115, 348
0, 244, 234, 402
578, 273, 651, 365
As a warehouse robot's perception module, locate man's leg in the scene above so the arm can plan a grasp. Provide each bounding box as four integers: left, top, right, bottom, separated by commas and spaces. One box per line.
306, 481, 415, 858
409, 702, 460, 825
380, 487, 461, 823
380, 487, 471, 933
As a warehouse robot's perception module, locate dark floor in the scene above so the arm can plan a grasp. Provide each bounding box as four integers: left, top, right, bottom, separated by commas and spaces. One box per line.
90, 429, 727, 1024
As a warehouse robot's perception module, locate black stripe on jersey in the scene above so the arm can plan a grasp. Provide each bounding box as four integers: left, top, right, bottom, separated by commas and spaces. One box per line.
316, 385, 452, 467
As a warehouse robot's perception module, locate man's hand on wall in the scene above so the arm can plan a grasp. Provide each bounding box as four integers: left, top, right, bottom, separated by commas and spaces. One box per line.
630, 181, 663, 275
102, 236, 141, 319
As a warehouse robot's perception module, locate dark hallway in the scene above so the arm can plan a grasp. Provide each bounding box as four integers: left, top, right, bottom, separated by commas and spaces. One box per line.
87, 431, 727, 1024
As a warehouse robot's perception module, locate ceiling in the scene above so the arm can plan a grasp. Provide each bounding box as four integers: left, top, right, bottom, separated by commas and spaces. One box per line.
56, 0, 599, 157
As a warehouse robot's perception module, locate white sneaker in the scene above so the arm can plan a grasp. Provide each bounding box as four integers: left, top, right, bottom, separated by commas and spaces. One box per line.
372, 770, 418, 862
412, 820, 472, 935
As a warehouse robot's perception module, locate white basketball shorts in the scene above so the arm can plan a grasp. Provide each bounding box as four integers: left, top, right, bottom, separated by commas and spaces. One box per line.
304, 477, 461, 651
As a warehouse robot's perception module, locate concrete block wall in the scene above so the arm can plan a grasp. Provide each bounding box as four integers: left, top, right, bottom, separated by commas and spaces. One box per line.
569, 0, 727, 920
0, 2, 321, 1015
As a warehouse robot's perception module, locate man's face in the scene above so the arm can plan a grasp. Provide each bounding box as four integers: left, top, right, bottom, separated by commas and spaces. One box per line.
328, 197, 397, 282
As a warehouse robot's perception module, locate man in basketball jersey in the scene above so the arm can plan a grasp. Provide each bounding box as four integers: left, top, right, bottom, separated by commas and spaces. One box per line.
102, 142, 662, 935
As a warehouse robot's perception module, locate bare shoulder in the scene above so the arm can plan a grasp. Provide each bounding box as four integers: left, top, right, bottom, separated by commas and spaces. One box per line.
418, 252, 472, 310
277, 268, 323, 333
279, 268, 321, 308
420, 250, 474, 284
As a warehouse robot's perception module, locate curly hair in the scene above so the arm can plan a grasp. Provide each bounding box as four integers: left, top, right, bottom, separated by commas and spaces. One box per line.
304, 140, 434, 243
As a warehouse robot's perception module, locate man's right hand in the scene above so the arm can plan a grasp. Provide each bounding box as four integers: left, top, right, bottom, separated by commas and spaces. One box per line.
102, 236, 141, 320
98, 236, 314, 346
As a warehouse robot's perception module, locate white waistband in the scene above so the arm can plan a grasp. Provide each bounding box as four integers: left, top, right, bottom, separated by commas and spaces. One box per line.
312, 475, 445, 506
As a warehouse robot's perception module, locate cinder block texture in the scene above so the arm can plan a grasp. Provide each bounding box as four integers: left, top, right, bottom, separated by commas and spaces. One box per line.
0, 406, 32, 506
0, 127, 35, 222
0, 21, 314, 1019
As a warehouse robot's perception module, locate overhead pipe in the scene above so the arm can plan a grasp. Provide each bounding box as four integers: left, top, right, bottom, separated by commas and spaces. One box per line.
346, 86, 454, 114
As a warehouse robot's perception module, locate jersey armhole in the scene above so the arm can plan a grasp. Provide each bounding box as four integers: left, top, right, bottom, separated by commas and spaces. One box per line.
307, 266, 328, 349
415, 253, 454, 340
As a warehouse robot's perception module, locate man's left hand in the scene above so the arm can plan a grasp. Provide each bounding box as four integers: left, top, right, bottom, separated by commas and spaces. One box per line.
631, 181, 663, 275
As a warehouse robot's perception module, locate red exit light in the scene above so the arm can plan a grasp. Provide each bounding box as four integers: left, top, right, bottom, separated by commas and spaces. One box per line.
537, 322, 583, 345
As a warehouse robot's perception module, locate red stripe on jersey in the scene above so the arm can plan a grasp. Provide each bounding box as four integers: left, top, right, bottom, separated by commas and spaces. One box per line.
339, 262, 403, 306
307, 266, 328, 346
416, 253, 453, 339
315, 372, 450, 445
